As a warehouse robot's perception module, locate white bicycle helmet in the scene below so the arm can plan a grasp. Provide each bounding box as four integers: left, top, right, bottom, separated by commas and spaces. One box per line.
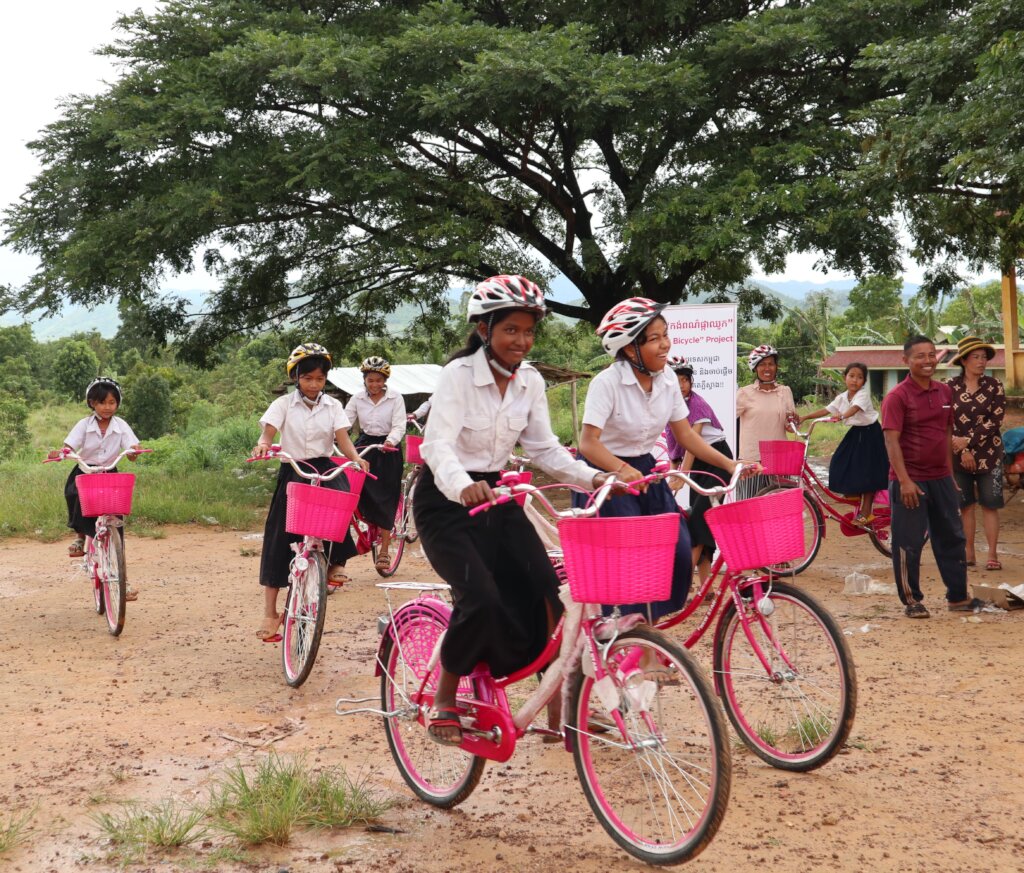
466, 275, 547, 322
595, 297, 668, 356
747, 344, 779, 372
286, 342, 333, 379
85, 376, 122, 405
667, 356, 694, 377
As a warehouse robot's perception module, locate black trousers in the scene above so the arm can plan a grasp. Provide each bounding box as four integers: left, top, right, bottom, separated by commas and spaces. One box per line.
413, 465, 563, 678
889, 477, 968, 605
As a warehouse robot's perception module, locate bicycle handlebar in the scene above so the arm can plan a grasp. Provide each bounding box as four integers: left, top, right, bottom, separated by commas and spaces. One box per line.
467, 462, 753, 520
44, 446, 152, 472
246, 446, 368, 483
787, 416, 838, 440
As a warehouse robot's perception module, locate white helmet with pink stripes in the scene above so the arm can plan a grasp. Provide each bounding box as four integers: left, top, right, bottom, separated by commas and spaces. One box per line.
467, 275, 547, 321
595, 297, 668, 356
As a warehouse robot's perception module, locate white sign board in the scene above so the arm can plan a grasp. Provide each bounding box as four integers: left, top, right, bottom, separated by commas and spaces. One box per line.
662, 303, 738, 455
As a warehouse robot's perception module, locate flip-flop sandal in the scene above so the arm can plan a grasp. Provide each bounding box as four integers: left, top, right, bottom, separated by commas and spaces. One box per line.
326, 566, 350, 589
256, 615, 283, 643
375, 553, 392, 571
125, 587, 138, 602
68, 539, 85, 558
985, 560, 1002, 571
427, 707, 464, 746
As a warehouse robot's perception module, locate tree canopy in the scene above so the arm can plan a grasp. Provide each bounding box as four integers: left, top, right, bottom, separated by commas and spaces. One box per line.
4, 0, 962, 361
858, 0, 1024, 290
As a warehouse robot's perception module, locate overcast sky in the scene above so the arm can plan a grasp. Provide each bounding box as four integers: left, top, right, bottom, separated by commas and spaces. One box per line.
0, 1, 936, 294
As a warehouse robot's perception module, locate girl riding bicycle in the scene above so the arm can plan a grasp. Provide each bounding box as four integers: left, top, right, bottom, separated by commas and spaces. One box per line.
344, 356, 407, 574
575, 298, 742, 620
252, 343, 366, 642
50, 377, 142, 592
798, 362, 888, 526
415, 275, 607, 746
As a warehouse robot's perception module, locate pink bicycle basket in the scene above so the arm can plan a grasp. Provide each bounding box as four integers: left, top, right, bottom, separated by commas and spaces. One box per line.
285, 482, 358, 541
706, 487, 806, 572
76, 473, 136, 517
344, 467, 368, 497
557, 513, 680, 605
759, 440, 805, 476
406, 434, 424, 466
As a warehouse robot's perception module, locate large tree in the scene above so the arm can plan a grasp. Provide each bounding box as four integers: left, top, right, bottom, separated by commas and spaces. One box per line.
858, 0, 1024, 291
4, 0, 953, 361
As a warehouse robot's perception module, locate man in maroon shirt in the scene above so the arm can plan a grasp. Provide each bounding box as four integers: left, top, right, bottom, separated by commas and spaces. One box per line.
882, 336, 978, 617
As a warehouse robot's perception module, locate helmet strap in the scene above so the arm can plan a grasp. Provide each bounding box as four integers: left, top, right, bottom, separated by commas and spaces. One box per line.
481, 314, 521, 379
626, 338, 651, 376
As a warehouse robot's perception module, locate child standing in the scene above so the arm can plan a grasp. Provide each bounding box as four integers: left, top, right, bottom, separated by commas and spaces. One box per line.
577, 298, 743, 620
799, 362, 888, 525
252, 343, 366, 642
415, 275, 607, 745
344, 356, 407, 572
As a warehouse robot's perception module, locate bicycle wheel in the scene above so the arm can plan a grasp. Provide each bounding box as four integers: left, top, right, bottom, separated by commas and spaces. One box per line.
99, 528, 126, 637
87, 539, 104, 615
281, 551, 327, 687
569, 626, 730, 865
403, 472, 419, 543
866, 492, 893, 558
372, 495, 406, 578
380, 603, 485, 807
755, 485, 823, 575
714, 580, 856, 771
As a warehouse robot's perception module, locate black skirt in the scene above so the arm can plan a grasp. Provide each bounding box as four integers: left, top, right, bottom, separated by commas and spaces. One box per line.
354, 433, 403, 528
65, 465, 119, 539
687, 439, 733, 557
829, 422, 889, 495
413, 464, 563, 678
259, 457, 357, 588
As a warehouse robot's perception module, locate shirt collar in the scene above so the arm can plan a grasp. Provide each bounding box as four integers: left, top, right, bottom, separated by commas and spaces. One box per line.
87, 414, 121, 433
902, 375, 938, 393
471, 346, 529, 396
289, 389, 322, 408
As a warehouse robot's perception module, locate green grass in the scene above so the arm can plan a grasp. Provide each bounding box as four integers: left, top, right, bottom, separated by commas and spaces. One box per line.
207, 754, 391, 846
0, 808, 33, 855
1, 403, 271, 538
91, 800, 207, 864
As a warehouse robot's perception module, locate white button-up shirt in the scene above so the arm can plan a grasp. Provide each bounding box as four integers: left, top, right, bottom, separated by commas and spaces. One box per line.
827, 385, 879, 427
64, 415, 140, 467
260, 391, 350, 460
422, 349, 599, 503
583, 360, 689, 457
344, 387, 406, 444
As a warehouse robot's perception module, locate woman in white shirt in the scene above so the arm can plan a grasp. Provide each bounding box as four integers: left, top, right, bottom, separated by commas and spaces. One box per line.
799, 362, 888, 524
416, 275, 606, 746
252, 344, 365, 641
577, 298, 741, 620
345, 357, 407, 571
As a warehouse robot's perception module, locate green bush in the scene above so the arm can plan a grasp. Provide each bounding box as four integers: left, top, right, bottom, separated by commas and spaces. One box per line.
0, 398, 30, 457
126, 373, 173, 440
52, 340, 100, 400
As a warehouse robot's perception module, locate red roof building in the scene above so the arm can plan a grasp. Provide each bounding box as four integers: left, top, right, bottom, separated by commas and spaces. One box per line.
821, 345, 1007, 396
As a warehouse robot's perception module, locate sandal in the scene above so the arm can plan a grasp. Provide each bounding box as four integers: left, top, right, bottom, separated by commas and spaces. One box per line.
985, 559, 1002, 571
427, 707, 463, 746
125, 586, 138, 602
256, 614, 282, 643
326, 565, 350, 590
904, 602, 930, 618
375, 551, 392, 571
852, 513, 875, 528
68, 538, 85, 558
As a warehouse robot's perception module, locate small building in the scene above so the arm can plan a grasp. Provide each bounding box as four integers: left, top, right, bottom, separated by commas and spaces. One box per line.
820, 345, 1008, 396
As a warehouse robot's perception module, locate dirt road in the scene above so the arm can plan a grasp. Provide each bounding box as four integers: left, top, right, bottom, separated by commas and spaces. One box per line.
3, 502, 1023, 872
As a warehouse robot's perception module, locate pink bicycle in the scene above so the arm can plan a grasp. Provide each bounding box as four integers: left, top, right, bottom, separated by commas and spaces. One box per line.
755, 417, 895, 574
338, 469, 747, 865
249, 447, 360, 686
45, 446, 151, 636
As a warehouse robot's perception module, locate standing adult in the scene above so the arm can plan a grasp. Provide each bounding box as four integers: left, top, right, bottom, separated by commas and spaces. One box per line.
881, 336, 977, 618
735, 344, 797, 497
948, 336, 1006, 571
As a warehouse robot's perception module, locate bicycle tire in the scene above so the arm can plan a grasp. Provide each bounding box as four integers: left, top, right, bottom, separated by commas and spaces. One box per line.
713, 580, 856, 771
380, 604, 485, 808
372, 494, 406, 578
569, 626, 731, 865
281, 551, 327, 687
755, 484, 823, 575
403, 472, 419, 543
100, 528, 126, 637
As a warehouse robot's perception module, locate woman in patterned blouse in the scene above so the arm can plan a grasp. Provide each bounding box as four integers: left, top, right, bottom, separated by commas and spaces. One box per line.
948, 336, 1006, 571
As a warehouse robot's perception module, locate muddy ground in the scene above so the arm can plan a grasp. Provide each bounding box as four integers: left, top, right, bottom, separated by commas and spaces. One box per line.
2, 491, 1023, 873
